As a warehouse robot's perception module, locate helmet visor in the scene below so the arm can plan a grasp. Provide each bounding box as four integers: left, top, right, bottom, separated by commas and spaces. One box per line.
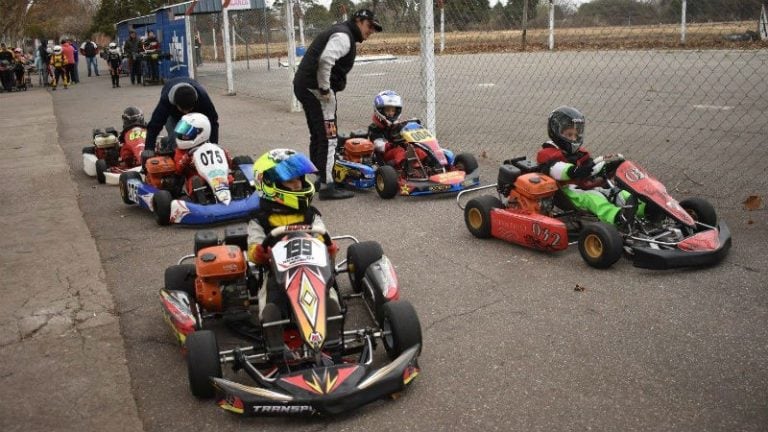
174, 119, 201, 141
560, 121, 584, 144
265, 153, 317, 183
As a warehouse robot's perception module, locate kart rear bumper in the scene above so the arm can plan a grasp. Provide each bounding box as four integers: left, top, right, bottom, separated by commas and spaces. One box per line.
212, 345, 420, 416
630, 221, 732, 270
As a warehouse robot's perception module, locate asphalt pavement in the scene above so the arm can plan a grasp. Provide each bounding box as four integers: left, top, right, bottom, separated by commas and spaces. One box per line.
1, 60, 767, 432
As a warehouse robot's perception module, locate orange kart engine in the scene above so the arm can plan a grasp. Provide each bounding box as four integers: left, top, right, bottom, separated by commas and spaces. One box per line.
497, 164, 559, 214
145, 156, 177, 189
344, 138, 374, 163
194, 245, 248, 313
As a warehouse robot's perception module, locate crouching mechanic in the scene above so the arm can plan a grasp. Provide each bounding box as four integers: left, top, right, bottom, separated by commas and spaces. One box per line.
536, 106, 644, 227
246, 149, 340, 353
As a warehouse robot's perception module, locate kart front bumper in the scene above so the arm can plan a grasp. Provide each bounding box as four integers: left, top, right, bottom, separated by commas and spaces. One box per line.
213, 345, 420, 416
401, 169, 481, 196
630, 221, 732, 270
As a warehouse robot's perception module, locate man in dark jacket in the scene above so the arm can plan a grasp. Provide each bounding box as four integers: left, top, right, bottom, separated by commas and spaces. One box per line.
144, 77, 219, 152
80, 37, 99, 77
292, 9, 382, 200
122, 30, 142, 85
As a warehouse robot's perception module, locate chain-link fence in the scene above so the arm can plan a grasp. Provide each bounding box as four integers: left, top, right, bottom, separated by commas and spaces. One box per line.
188, 0, 767, 209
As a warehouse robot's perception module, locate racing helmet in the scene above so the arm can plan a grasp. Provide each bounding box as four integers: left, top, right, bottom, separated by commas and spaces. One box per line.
174, 112, 211, 150
122, 106, 144, 129
53, 45, 62, 55
13, 48, 22, 54
372, 90, 403, 128
547, 106, 585, 154
253, 149, 317, 212
108, 42, 117, 49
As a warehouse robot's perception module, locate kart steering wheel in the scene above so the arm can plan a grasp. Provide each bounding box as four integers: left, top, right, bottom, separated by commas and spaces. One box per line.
260, 225, 333, 250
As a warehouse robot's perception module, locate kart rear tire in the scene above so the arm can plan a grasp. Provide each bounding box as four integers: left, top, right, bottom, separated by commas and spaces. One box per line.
347, 241, 384, 293
375, 165, 399, 199
165, 264, 197, 298
95, 159, 108, 184
680, 197, 717, 229
381, 300, 422, 360
186, 330, 222, 399
578, 222, 623, 269
153, 190, 173, 226
232, 155, 253, 166
454, 152, 478, 174
82, 146, 95, 155
119, 171, 142, 205
464, 195, 502, 238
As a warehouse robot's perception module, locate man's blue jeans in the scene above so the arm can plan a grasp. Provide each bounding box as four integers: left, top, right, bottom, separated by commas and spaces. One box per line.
86, 56, 99, 76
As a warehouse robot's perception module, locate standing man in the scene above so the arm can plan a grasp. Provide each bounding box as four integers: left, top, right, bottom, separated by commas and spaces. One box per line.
37, 40, 50, 87
60, 39, 75, 85
123, 30, 142, 85
80, 37, 99, 77
292, 9, 382, 200
144, 77, 219, 152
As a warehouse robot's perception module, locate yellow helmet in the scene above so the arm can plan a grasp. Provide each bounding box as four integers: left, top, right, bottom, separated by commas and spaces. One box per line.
253, 149, 317, 211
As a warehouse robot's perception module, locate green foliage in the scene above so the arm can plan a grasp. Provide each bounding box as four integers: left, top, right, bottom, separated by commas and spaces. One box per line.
329, 0, 355, 21
445, 0, 491, 30
89, 0, 165, 37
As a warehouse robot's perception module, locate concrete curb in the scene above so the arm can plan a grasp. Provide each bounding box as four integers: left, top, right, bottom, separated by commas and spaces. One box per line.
0, 90, 144, 431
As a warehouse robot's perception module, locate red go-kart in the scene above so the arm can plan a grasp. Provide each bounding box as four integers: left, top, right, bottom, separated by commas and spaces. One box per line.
82, 126, 145, 184
461, 156, 731, 269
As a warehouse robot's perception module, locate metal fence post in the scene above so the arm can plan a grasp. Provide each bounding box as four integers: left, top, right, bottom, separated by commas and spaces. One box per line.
439, 0, 445, 53
420, 0, 436, 134
681, 0, 687, 44
222, 7, 235, 95
285, 0, 301, 112
548, 0, 555, 50
185, 15, 195, 79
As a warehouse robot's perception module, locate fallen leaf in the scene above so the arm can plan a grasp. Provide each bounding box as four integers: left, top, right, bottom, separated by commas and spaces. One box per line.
574, 284, 585, 292
744, 195, 763, 211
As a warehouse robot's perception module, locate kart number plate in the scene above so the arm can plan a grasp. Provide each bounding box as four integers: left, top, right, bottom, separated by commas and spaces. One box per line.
273, 237, 327, 270
402, 128, 432, 143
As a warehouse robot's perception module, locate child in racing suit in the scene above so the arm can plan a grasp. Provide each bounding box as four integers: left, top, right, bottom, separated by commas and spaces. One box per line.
246, 148, 340, 353
49, 45, 69, 90
106, 42, 122, 88
535, 106, 642, 226
172, 112, 233, 201
368, 90, 428, 171
118, 106, 146, 167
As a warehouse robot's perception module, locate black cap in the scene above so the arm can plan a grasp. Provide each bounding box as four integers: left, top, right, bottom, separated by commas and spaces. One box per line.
353, 9, 383, 32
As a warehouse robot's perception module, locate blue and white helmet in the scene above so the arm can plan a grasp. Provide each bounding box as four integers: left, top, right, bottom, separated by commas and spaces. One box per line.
373, 90, 403, 128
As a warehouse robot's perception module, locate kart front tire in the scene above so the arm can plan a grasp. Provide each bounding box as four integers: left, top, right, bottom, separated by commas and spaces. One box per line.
347, 241, 384, 293
375, 165, 399, 199
454, 152, 479, 174
464, 195, 502, 238
680, 197, 717, 229
186, 330, 222, 399
153, 190, 173, 226
95, 159, 108, 184
119, 171, 141, 205
578, 222, 623, 269
381, 300, 422, 360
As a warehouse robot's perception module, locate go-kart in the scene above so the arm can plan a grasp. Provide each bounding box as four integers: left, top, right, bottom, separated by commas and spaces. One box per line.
118, 142, 259, 226
83, 126, 145, 184
160, 225, 422, 416
333, 120, 480, 199
460, 156, 731, 269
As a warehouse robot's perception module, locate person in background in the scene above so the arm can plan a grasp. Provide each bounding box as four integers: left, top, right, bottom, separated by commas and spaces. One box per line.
49, 45, 69, 91
122, 30, 142, 85
80, 37, 99, 77
37, 40, 51, 87
60, 39, 75, 85
106, 42, 122, 88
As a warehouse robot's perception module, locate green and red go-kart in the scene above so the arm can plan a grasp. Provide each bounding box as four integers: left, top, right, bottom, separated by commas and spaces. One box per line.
159, 224, 422, 416
459, 156, 731, 269
333, 119, 480, 199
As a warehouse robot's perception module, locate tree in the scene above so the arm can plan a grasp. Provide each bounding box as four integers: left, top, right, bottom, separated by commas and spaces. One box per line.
328, 0, 355, 21
504, 0, 541, 27
88, 0, 164, 37
444, 0, 491, 30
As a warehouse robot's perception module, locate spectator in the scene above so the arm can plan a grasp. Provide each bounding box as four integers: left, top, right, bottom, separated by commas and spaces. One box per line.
142, 31, 160, 82
80, 37, 100, 77
37, 40, 51, 87
60, 39, 75, 84
194, 34, 202, 66
144, 77, 219, 152
122, 30, 142, 85
71, 39, 80, 83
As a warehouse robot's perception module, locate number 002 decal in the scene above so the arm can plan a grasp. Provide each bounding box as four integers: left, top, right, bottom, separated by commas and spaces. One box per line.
532, 223, 562, 247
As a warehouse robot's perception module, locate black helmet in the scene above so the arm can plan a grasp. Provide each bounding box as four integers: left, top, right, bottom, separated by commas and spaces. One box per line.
122, 106, 144, 128
547, 106, 585, 154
